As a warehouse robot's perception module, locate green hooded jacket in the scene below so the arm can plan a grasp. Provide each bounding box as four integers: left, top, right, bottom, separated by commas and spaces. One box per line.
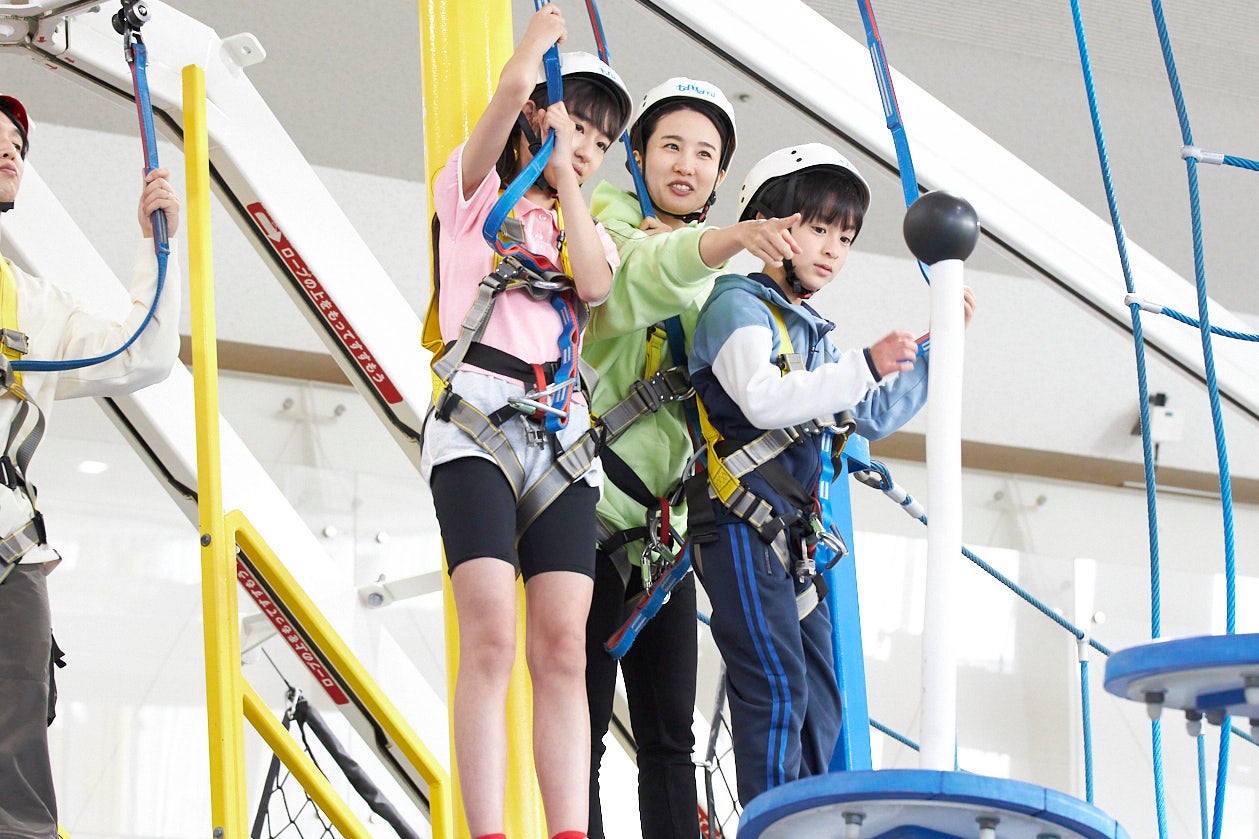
585, 181, 725, 564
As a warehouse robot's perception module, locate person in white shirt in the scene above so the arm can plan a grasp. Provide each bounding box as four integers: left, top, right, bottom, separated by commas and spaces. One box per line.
0, 92, 182, 839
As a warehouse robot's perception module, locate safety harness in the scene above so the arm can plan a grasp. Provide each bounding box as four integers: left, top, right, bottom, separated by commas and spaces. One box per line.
689, 302, 851, 617
594, 315, 699, 590
0, 260, 48, 584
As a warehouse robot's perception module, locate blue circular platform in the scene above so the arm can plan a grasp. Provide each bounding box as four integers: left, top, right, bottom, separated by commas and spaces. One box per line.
738, 770, 1129, 838
1104, 633, 1259, 724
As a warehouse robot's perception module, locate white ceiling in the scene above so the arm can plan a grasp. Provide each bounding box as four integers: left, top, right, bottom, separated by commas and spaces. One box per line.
2, 0, 1254, 311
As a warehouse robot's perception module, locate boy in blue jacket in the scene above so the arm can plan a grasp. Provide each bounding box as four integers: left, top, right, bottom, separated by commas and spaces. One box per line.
688, 143, 975, 805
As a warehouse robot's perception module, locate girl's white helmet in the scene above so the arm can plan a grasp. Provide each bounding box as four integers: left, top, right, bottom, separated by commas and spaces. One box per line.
737, 143, 871, 221
535, 51, 634, 139
630, 77, 737, 170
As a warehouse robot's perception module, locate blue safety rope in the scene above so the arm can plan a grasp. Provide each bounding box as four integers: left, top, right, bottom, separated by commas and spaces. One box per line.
870, 717, 919, 752
1197, 733, 1209, 839
1131, 298, 1259, 342
1067, 2, 1170, 831
478, 1, 579, 432
1081, 655, 1095, 803
853, 0, 929, 285
13, 38, 168, 372
581, 0, 651, 220
1147, 2, 1238, 832
1222, 155, 1258, 171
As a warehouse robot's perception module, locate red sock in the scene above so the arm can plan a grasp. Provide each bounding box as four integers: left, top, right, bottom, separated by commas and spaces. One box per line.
473, 834, 506, 839
551, 832, 587, 839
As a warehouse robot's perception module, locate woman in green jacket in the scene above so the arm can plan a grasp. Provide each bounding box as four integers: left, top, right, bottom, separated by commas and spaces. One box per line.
582, 78, 800, 839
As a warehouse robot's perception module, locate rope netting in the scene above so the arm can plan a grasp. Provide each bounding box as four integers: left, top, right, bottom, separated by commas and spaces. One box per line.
251, 679, 421, 839
252, 689, 336, 839
831, 0, 1256, 836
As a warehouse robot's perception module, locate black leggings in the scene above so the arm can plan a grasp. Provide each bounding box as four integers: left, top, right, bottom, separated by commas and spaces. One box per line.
431, 457, 598, 581
585, 552, 700, 839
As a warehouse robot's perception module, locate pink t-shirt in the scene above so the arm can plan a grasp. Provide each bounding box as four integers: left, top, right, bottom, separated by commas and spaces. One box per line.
433, 144, 619, 370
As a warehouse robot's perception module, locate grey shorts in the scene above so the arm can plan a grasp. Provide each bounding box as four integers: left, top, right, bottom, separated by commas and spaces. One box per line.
0, 564, 57, 839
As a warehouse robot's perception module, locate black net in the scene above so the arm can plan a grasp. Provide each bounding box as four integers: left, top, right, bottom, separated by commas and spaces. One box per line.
252, 689, 336, 839
252, 687, 422, 839
700, 669, 740, 839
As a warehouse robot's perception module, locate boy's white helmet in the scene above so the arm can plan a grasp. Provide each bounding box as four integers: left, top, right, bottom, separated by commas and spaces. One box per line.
630, 77, 737, 170
535, 51, 634, 139
737, 143, 871, 221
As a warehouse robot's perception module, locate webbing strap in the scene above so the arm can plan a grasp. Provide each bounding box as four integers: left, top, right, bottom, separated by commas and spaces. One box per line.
0, 516, 44, 583
595, 365, 692, 443
0, 260, 25, 388
431, 393, 526, 500
515, 431, 599, 540
697, 302, 837, 566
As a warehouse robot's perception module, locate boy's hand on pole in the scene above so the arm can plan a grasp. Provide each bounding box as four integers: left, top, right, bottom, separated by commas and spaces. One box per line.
868, 330, 919, 378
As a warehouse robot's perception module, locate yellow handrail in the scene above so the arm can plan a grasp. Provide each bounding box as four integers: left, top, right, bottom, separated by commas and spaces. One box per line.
186, 62, 451, 838
185, 63, 249, 838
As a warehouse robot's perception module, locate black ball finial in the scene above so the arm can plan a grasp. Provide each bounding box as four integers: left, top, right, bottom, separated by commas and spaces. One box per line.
903, 191, 980, 265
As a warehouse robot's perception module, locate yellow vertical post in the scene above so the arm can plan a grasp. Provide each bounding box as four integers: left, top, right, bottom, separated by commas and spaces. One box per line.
418, 2, 546, 838
185, 63, 248, 837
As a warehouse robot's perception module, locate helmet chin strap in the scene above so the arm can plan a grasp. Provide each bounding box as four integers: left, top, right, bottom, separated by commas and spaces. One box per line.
782, 258, 812, 299
648, 188, 716, 224
515, 113, 555, 196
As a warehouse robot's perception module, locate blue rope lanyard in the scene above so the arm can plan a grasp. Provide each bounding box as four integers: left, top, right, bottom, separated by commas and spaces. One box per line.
13, 29, 169, 373
854, 0, 929, 285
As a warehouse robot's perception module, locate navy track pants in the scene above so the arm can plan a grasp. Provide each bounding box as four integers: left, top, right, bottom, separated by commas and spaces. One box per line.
695, 522, 842, 805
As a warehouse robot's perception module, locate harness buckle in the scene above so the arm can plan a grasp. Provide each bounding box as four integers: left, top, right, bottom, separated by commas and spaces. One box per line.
433, 386, 459, 422
523, 419, 549, 448
0, 455, 16, 491
1, 329, 28, 356
0, 356, 11, 392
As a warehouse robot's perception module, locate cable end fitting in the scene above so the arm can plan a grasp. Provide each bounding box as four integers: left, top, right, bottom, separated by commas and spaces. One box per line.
1181, 145, 1225, 165
1077, 635, 1090, 662
1124, 293, 1162, 314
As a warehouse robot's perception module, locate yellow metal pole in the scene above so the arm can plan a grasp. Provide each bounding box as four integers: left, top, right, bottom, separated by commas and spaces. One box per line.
242, 683, 374, 839
184, 63, 248, 838
418, 2, 545, 838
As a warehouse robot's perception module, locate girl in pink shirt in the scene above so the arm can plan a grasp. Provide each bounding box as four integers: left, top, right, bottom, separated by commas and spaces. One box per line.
423, 7, 631, 839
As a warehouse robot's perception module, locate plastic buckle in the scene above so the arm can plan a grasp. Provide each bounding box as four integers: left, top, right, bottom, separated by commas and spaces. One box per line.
31, 510, 46, 545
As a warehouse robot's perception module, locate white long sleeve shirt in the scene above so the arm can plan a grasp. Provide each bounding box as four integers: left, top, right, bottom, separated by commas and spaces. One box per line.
0, 239, 181, 567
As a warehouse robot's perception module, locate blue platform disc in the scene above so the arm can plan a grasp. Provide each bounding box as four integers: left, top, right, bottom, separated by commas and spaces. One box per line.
738, 770, 1129, 838
1103, 634, 1259, 720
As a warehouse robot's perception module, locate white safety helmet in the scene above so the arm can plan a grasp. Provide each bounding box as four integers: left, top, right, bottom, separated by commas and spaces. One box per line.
737, 143, 871, 222
629, 77, 737, 171
535, 51, 634, 139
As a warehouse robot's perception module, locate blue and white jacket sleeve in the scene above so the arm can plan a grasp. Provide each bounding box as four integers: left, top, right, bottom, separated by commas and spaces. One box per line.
698, 290, 881, 429
844, 339, 931, 440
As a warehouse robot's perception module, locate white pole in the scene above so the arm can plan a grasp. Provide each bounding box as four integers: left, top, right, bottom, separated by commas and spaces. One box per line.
921, 256, 965, 769
902, 191, 980, 772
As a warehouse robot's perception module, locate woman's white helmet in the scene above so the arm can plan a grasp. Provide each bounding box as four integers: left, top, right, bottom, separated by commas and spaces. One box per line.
535, 51, 634, 139
629, 77, 737, 170
737, 143, 871, 221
